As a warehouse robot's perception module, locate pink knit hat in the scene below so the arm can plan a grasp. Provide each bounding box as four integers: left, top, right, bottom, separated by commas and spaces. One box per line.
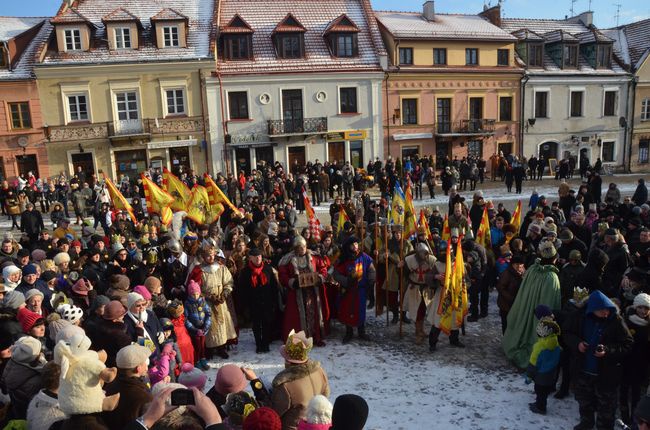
178, 362, 208, 390
132, 285, 152, 301
187, 280, 201, 296
215, 364, 248, 396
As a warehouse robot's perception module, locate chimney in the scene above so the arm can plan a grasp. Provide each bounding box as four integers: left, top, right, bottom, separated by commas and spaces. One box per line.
479, 4, 501, 27
572, 11, 594, 26
423, 1, 435, 22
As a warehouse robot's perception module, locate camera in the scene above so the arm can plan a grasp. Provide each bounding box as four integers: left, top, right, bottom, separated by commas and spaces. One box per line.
171, 389, 195, 406
596, 345, 605, 353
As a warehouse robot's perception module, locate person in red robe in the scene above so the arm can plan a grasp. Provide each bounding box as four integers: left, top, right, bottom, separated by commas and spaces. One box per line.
165, 300, 194, 371
278, 236, 329, 346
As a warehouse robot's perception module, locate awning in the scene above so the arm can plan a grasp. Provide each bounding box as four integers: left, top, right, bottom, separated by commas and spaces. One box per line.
392, 133, 433, 141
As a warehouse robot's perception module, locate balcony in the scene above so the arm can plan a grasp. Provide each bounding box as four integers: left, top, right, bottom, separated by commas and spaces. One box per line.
47, 116, 205, 143
434, 119, 496, 136
267, 117, 327, 137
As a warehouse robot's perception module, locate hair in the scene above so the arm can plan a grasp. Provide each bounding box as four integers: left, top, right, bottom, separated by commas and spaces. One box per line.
41, 361, 61, 391
540, 256, 557, 265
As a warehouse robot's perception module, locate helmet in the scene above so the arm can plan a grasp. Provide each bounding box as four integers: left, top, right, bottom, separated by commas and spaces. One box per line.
167, 239, 182, 254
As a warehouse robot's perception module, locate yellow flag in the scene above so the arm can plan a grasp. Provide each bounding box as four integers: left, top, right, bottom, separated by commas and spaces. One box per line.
162, 168, 191, 212
141, 174, 174, 226
103, 173, 136, 223
391, 183, 406, 227
337, 204, 350, 233
511, 200, 522, 233
437, 239, 454, 334
404, 180, 417, 239
204, 174, 239, 215
441, 214, 450, 241
419, 209, 433, 241
476, 205, 492, 249
186, 185, 215, 225
453, 237, 468, 327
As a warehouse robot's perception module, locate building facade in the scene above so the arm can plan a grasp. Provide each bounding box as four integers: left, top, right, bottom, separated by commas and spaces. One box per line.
376, 3, 523, 165
499, 11, 631, 171
0, 17, 51, 181
205, 0, 387, 175
34, 0, 214, 181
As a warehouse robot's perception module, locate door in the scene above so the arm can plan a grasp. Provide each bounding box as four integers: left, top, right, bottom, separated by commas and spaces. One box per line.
115, 91, 141, 134
169, 147, 191, 175
349, 140, 363, 169
0, 157, 5, 181
282, 90, 303, 133
255, 146, 274, 170
498, 142, 513, 157
539, 141, 558, 161
115, 149, 147, 181
71, 152, 95, 179
437, 98, 451, 133
235, 148, 251, 175
288, 146, 306, 173
469, 97, 483, 132
436, 140, 451, 169
328, 141, 345, 164
17, 154, 38, 179
401, 146, 419, 161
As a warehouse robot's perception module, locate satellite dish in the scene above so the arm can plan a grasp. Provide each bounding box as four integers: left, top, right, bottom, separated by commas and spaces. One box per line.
17, 137, 28, 148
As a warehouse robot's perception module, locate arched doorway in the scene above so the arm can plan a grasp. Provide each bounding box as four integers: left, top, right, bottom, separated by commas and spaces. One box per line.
579, 147, 590, 166
538, 141, 558, 160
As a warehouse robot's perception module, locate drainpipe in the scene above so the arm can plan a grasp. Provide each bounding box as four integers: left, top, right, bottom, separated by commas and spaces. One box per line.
626, 75, 638, 173
199, 69, 210, 171
384, 72, 390, 158
519, 73, 529, 158
214, 2, 230, 176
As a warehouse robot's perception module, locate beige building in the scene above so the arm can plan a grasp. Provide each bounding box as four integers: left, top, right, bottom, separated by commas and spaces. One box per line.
34, 1, 214, 181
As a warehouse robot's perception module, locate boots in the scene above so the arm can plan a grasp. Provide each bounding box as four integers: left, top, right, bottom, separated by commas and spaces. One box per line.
428, 327, 440, 352
401, 312, 412, 324
358, 325, 371, 341
415, 320, 425, 344
449, 330, 465, 348
391, 311, 399, 324
216, 347, 229, 359
342, 326, 354, 344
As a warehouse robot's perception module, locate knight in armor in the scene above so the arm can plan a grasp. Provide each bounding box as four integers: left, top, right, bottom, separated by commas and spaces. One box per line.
382, 225, 413, 324
404, 242, 439, 344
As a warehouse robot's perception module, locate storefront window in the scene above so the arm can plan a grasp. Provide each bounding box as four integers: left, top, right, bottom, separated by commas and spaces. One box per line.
349, 140, 363, 169
115, 149, 147, 182
169, 147, 191, 175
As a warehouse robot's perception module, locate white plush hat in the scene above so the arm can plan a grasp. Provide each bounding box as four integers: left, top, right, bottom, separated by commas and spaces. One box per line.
634, 293, 650, 309
127, 292, 145, 310
11, 335, 42, 364
305, 395, 333, 425
57, 303, 84, 324
2, 265, 21, 281
53, 252, 71, 266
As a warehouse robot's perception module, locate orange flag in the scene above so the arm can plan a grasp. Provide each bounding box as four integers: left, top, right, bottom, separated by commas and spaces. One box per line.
103, 173, 136, 223
476, 205, 492, 249
441, 214, 450, 241
141, 174, 174, 226
511, 200, 522, 232
337, 204, 350, 233
419, 209, 433, 241
404, 180, 417, 239
302, 186, 321, 241
162, 168, 191, 212
204, 173, 239, 215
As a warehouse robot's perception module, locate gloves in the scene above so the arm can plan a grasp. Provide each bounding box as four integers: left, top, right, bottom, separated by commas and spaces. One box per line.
196, 329, 204, 337
524, 376, 532, 385
157, 332, 165, 344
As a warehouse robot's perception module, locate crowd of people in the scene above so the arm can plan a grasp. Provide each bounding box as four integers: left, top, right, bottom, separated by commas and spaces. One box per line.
0, 153, 647, 429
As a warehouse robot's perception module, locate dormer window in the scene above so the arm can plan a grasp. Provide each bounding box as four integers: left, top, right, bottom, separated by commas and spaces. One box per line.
563, 44, 578, 68
0, 45, 7, 68
64, 28, 82, 51
597, 44, 612, 68
220, 15, 253, 60
150, 8, 188, 49
102, 8, 142, 51
51, 8, 94, 52
163, 26, 179, 47
273, 14, 306, 59
324, 15, 359, 58
115, 27, 131, 49
529, 43, 543, 67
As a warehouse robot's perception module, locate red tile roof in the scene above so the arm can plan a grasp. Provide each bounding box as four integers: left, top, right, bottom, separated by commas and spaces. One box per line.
220, 15, 254, 34
324, 14, 359, 34
102, 8, 141, 24
273, 14, 306, 33
150, 8, 188, 22
50, 8, 93, 25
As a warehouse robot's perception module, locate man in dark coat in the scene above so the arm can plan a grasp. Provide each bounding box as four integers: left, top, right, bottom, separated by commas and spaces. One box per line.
632, 178, 648, 207
561, 290, 633, 430
86, 300, 132, 368
20, 203, 44, 245
496, 256, 525, 333
602, 229, 632, 295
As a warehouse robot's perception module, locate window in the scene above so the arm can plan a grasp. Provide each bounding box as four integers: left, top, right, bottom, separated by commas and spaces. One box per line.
228, 91, 249, 120
64, 29, 81, 51
9, 102, 31, 129
602, 141, 615, 162
223, 35, 251, 60
529, 43, 543, 67
642, 98, 650, 121
497, 49, 509, 66
563, 44, 578, 68
468, 140, 483, 159
115, 91, 139, 120
437, 98, 451, 133
163, 26, 179, 47
165, 89, 185, 115
115, 27, 131, 49
67, 95, 88, 122
433, 48, 447, 65
570, 91, 583, 117
276, 34, 303, 59
0, 46, 6, 68
402, 98, 417, 125
339, 87, 358, 114
535, 91, 548, 118
466, 48, 478, 65
597, 44, 612, 68
499, 97, 513, 122
603, 91, 617, 117
640, 140, 649, 164
332, 34, 358, 57
399, 48, 413, 65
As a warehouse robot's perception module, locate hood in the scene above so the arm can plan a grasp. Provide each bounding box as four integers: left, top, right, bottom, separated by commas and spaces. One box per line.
585, 290, 617, 317
587, 248, 609, 270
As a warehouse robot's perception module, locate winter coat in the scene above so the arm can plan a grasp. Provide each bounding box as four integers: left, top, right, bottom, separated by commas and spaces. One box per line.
20, 210, 44, 236
561, 291, 633, 386
603, 242, 632, 294
86, 318, 132, 368
26, 389, 67, 430
496, 264, 523, 315
271, 360, 330, 430
526, 334, 561, 387
605, 187, 621, 205
124, 309, 165, 352
240, 263, 279, 319
622, 307, 650, 384
60, 413, 109, 430
1, 358, 44, 419
184, 296, 212, 336
104, 372, 153, 430
558, 262, 585, 306
632, 179, 648, 206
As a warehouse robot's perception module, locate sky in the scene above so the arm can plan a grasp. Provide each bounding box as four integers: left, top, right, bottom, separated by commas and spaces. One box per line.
0, 0, 648, 28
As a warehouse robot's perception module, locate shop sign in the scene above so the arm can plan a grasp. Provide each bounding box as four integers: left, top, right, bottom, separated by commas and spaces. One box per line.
344, 130, 367, 140
147, 139, 197, 149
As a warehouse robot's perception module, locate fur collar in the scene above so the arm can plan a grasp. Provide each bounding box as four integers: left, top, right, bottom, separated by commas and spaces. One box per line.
272, 360, 321, 387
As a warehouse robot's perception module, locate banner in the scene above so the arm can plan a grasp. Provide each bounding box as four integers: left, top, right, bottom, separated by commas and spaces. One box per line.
162, 167, 191, 212
103, 173, 136, 223
204, 173, 239, 215
452, 237, 468, 328
186, 185, 216, 225
476, 205, 492, 249
418, 209, 433, 241
437, 239, 453, 334
302, 186, 322, 241
441, 214, 450, 241
511, 200, 522, 233
390, 182, 406, 227
404, 180, 417, 239
141, 174, 174, 226
337, 204, 350, 234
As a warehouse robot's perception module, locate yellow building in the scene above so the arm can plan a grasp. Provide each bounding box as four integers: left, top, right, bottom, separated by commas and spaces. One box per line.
34, 1, 214, 181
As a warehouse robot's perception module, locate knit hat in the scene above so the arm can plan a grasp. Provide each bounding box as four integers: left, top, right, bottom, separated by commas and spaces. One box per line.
605, 228, 619, 239
132, 285, 152, 301
11, 335, 42, 364
545, 224, 557, 235
103, 300, 127, 320
331, 394, 369, 430
569, 250, 582, 261
127, 292, 145, 310
47, 314, 71, 342
89, 295, 110, 315
215, 364, 248, 396
116, 344, 151, 369
24, 288, 44, 303
17, 307, 45, 333
534, 304, 553, 320
243, 407, 282, 430
31, 249, 47, 262
57, 304, 83, 324
2, 291, 25, 310
187, 280, 201, 296
72, 278, 92, 296
280, 329, 313, 364
22, 264, 38, 276
53, 253, 71, 266
633, 293, 650, 309
536, 319, 561, 337
305, 395, 333, 425
144, 276, 162, 293
527, 224, 541, 236
538, 241, 557, 259
178, 362, 208, 390
109, 274, 130, 291
2, 265, 21, 281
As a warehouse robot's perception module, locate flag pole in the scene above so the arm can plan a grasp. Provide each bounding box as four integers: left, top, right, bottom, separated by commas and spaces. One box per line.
399, 223, 404, 338
384, 222, 389, 327
374, 211, 379, 317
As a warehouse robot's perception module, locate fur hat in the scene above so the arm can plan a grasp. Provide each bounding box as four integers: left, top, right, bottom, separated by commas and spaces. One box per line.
116, 344, 151, 369
243, 407, 281, 430
538, 241, 557, 259
215, 364, 247, 396
25, 288, 44, 302
11, 335, 43, 364
31, 249, 47, 262
331, 394, 369, 430
536, 319, 561, 337
178, 362, 208, 390
127, 292, 145, 310
103, 300, 127, 320
304, 395, 333, 425
53, 253, 71, 266
57, 304, 83, 324
187, 280, 201, 296
280, 329, 313, 364
17, 307, 45, 333
633, 293, 650, 309
132, 285, 152, 301
144, 276, 162, 293
109, 274, 130, 291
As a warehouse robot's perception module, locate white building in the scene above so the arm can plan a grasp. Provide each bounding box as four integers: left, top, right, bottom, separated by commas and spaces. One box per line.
498, 12, 632, 170
206, 0, 387, 175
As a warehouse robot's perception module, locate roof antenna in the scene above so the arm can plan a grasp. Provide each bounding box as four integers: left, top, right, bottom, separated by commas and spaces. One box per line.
613, 3, 622, 26
570, 0, 577, 16
588, 0, 593, 10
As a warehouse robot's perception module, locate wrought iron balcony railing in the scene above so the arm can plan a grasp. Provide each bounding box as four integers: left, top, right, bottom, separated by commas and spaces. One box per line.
434, 119, 496, 135
267, 117, 327, 136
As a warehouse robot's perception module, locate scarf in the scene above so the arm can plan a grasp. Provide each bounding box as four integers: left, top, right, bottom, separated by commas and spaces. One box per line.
248, 260, 267, 288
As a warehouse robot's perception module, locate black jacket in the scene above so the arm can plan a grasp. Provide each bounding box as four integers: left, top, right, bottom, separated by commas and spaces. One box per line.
20, 209, 44, 236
